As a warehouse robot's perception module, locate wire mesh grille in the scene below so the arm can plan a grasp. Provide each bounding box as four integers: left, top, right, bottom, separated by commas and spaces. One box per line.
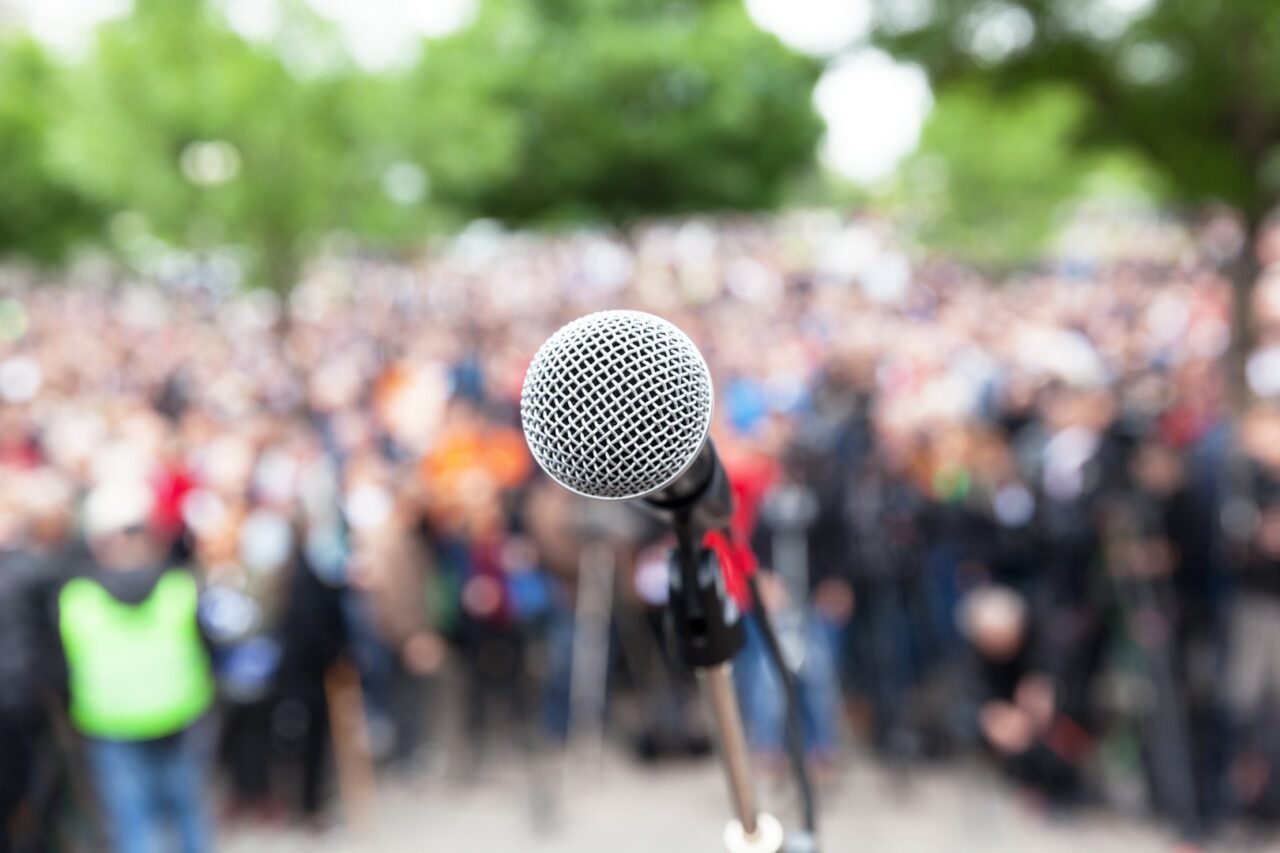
520, 310, 714, 500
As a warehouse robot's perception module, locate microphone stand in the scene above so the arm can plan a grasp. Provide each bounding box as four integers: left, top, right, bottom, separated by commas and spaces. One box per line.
667, 506, 784, 853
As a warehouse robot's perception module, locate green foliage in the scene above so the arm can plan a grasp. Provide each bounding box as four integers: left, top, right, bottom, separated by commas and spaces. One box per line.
349, 35, 522, 242
872, 0, 1280, 397
0, 36, 99, 264
871, 0, 1280, 224
0, 0, 824, 286
420, 0, 825, 225
896, 83, 1160, 270
52, 1, 368, 288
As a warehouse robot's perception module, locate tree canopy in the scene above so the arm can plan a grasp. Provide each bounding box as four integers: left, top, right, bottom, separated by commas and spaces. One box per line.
0, 35, 99, 264
872, 0, 1280, 227
0, 0, 825, 288
872, 0, 1280, 392
419, 0, 824, 224
896, 81, 1158, 270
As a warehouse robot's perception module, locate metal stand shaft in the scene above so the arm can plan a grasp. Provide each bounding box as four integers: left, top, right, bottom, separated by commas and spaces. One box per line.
700, 663, 785, 853
655, 453, 788, 852
702, 663, 760, 835
664, 530, 784, 852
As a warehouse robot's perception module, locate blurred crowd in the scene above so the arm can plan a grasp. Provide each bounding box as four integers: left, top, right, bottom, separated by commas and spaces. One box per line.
2, 208, 1280, 851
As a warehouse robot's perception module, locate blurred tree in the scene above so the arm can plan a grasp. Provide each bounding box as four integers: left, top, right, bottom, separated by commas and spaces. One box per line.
51, 0, 348, 289
897, 82, 1157, 270
51, 0, 515, 289
0, 35, 99, 264
37, 0, 823, 287
342, 41, 522, 247
417, 0, 826, 225
871, 0, 1280, 394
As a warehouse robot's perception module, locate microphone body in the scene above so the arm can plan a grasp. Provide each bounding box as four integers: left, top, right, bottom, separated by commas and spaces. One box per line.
520, 309, 742, 662
644, 440, 733, 539
520, 309, 730, 531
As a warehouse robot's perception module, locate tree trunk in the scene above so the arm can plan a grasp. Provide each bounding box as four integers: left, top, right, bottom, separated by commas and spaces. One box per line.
1227, 220, 1262, 411
259, 230, 299, 295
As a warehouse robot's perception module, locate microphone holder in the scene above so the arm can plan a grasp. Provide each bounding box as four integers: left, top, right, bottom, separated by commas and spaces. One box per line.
666, 507, 784, 853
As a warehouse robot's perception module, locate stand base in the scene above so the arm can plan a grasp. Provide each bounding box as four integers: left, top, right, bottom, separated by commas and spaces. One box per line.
723, 812, 785, 853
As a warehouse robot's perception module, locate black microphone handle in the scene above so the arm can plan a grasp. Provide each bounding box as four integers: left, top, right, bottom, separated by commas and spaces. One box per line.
642, 440, 733, 538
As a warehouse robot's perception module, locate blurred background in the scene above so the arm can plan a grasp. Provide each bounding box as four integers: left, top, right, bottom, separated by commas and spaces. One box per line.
1, 0, 1279, 851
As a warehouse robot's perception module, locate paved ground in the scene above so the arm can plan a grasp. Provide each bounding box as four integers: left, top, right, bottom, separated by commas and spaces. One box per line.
218, 749, 1280, 852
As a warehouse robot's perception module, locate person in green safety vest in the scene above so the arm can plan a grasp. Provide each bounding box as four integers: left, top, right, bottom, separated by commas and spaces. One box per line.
58, 480, 215, 853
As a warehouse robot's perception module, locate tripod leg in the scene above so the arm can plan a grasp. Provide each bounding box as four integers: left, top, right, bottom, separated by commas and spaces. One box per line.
568, 540, 614, 761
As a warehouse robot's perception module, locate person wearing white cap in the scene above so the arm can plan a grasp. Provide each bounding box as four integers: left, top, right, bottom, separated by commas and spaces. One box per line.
57, 480, 215, 853
957, 584, 1087, 800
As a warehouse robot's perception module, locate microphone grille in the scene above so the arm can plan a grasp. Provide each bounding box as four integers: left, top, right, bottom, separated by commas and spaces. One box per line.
521, 310, 713, 500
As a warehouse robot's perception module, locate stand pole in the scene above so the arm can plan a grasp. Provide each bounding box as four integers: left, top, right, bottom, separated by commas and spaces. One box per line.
701, 662, 784, 852
701, 663, 759, 835
665, 511, 784, 853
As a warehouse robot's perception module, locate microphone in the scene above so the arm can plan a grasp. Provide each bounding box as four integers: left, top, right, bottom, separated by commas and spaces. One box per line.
521, 310, 739, 663
520, 311, 788, 853
520, 310, 732, 535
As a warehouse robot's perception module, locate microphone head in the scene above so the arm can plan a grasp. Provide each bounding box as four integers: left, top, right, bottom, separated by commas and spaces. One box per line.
521, 310, 714, 500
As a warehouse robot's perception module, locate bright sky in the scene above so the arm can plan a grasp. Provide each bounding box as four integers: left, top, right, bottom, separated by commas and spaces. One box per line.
7, 0, 932, 185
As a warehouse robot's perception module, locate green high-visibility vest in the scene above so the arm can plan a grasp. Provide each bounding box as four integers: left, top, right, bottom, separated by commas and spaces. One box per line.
59, 569, 215, 740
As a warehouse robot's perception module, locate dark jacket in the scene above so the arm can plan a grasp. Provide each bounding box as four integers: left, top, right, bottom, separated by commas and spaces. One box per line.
0, 548, 64, 718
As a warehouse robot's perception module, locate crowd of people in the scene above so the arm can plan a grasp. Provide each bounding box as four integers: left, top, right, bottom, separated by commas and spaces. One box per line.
0, 208, 1278, 850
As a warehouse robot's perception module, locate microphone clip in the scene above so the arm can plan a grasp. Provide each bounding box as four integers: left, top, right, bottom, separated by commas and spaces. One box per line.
665, 538, 745, 669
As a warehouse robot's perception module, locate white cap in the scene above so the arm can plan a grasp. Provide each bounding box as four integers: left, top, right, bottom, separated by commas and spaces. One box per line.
83, 480, 154, 539
957, 584, 1028, 641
